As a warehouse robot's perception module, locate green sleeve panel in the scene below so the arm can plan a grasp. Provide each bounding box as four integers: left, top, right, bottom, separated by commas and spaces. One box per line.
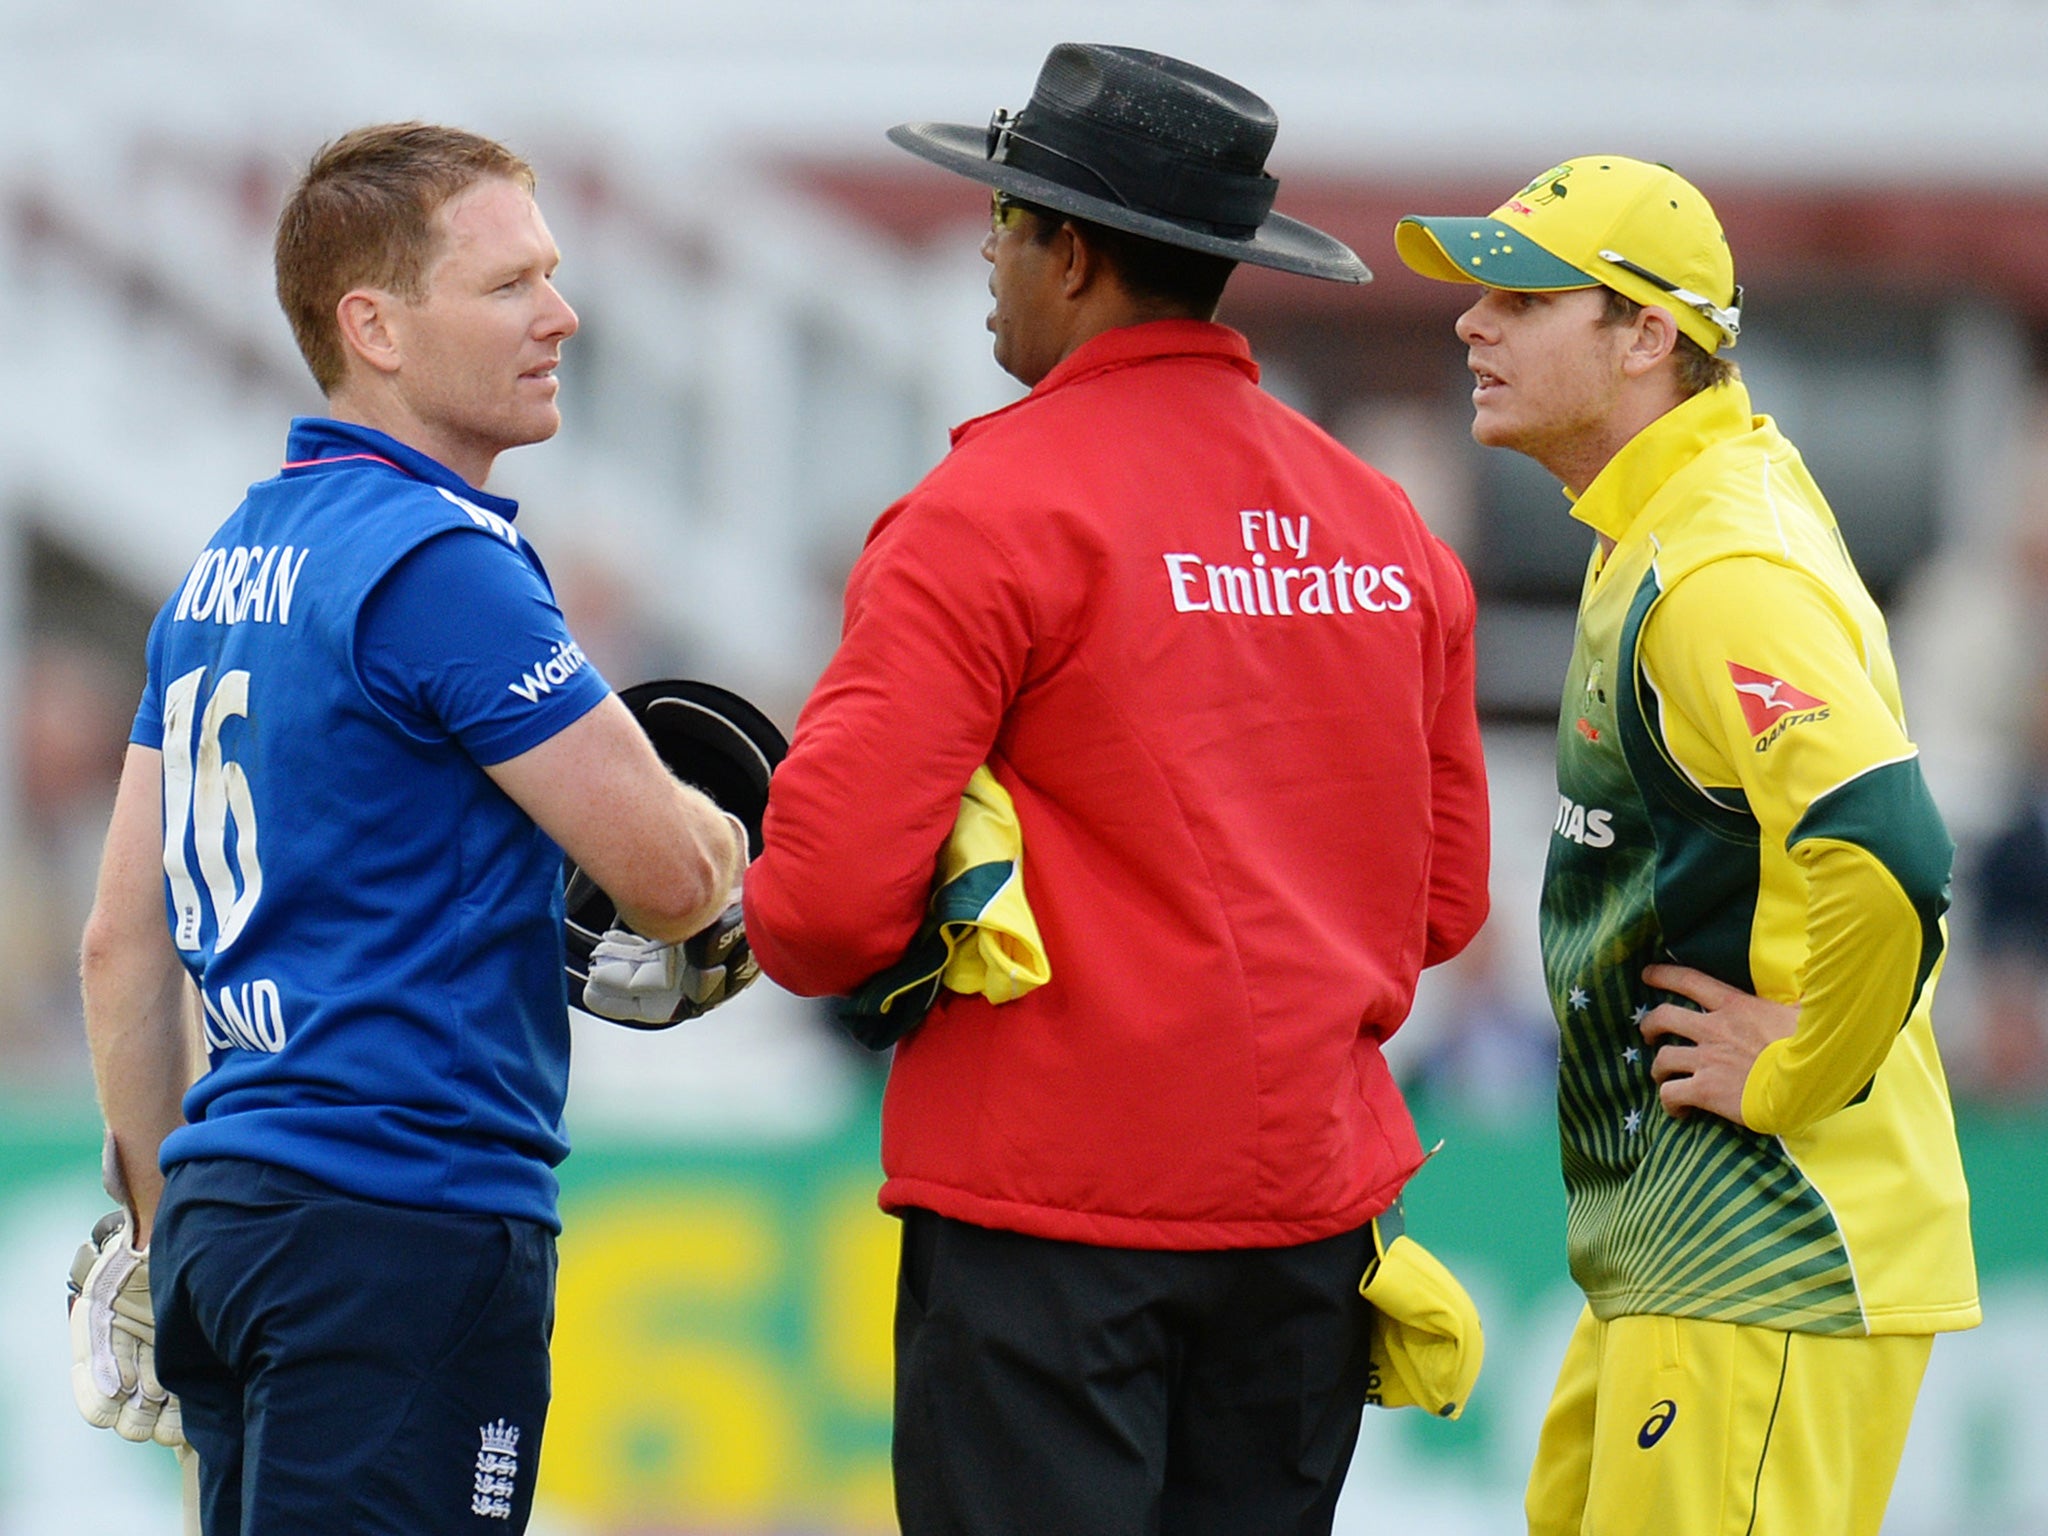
1616, 568, 1761, 992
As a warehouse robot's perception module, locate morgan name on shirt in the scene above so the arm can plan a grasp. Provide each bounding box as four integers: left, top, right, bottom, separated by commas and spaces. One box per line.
173, 544, 312, 628
170, 539, 593, 708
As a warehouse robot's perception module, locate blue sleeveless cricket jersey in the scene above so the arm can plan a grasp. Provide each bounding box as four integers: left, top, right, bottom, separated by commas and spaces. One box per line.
133, 418, 610, 1229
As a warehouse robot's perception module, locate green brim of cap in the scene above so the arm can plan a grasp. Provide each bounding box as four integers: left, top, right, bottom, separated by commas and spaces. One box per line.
1395, 215, 1598, 289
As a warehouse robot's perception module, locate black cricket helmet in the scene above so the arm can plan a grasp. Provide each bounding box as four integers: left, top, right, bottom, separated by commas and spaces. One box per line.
563, 679, 788, 1006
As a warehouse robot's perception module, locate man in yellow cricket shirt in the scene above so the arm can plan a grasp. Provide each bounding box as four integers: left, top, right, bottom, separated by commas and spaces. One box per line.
1396, 156, 1979, 1536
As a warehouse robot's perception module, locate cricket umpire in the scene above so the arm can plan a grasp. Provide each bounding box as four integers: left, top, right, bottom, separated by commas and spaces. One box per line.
744, 45, 1492, 1533
77, 123, 747, 1533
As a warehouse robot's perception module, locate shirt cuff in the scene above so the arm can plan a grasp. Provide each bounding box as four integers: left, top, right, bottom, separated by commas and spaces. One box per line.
1740, 1036, 1794, 1134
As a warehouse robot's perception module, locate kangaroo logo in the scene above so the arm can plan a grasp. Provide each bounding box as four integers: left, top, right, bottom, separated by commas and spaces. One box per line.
1637, 1398, 1678, 1449
1727, 661, 1828, 738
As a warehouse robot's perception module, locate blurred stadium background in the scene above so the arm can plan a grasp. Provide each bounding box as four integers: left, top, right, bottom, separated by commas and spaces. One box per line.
2, 1, 2045, 1531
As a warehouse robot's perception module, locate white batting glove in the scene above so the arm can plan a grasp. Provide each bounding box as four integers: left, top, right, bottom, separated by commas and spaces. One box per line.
67, 1210, 184, 1447
581, 900, 759, 1027
583, 929, 694, 1025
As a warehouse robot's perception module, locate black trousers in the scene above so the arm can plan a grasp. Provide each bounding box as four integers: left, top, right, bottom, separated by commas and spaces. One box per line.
893, 1208, 1378, 1536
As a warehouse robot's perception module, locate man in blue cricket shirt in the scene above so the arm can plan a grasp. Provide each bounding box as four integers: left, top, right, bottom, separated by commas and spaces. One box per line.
75, 122, 745, 1533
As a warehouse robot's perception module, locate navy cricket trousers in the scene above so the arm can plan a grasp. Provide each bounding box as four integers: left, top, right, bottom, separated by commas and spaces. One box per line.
153, 1158, 556, 1535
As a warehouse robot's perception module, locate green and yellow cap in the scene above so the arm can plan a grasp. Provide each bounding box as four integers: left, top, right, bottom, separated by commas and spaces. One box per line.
1396, 155, 1741, 353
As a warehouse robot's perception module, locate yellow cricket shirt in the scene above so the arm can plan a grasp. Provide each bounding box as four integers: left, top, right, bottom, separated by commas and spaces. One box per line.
1541, 380, 1978, 1336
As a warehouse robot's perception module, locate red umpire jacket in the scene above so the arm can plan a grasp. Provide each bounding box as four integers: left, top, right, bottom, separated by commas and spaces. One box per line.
747, 319, 1490, 1250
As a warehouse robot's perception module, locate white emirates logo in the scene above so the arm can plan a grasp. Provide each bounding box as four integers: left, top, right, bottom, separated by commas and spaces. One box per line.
472, 1419, 522, 1520
1161, 509, 1413, 618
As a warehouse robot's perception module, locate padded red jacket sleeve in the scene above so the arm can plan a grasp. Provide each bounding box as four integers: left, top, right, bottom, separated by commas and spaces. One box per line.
1422, 541, 1489, 966
743, 496, 1030, 997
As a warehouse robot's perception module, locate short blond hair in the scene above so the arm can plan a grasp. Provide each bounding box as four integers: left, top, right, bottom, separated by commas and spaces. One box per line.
275, 122, 535, 393
1599, 287, 1739, 397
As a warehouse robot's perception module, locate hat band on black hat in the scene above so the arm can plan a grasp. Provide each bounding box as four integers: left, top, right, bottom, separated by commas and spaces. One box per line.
988, 108, 1278, 238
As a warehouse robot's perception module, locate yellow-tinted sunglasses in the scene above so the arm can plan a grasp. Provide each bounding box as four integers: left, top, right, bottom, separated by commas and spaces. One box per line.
990, 189, 1027, 232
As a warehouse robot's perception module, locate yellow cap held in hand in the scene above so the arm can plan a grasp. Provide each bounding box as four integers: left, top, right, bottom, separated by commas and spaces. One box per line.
1359, 1205, 1485, 1419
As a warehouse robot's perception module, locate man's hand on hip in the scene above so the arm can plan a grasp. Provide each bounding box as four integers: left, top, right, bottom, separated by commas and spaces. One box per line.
1640, 962, 1797, 1128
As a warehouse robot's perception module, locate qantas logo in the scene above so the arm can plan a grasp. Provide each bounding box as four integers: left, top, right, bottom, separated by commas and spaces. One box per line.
1553, 793, 1615, 848
1728, 662, 1829, 750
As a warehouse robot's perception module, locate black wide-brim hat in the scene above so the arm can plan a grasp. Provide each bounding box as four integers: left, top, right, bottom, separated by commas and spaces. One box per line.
563, 679, 789, 1022
888, 43, 1369, 284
